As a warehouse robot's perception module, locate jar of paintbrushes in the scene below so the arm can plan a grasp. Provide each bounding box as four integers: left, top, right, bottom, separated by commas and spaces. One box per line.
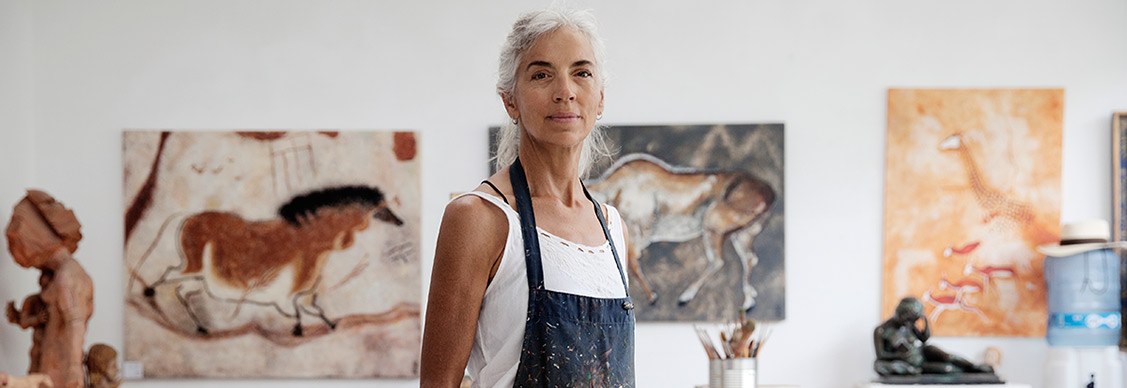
694, 316, 772, 388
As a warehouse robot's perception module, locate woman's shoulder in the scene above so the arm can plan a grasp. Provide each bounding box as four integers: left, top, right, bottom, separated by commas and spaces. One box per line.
449, 169, 514, 210
442, 178, 516, 232
444, 191, 507, 225
435, 188, 513, 272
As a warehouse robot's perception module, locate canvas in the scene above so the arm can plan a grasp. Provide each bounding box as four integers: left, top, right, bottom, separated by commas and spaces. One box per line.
490, 124, 785, 322
122, 131, 421, 378
1114, 112, 1127, 348
882, 89, 1062, 336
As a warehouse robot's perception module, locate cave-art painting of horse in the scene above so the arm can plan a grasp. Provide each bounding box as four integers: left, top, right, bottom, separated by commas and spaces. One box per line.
123, 131, 421, 378
490, 123, 785, 322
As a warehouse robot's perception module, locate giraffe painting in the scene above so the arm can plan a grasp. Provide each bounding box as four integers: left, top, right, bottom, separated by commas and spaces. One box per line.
939, 133, 1036, 228
882, 89, 1062, 336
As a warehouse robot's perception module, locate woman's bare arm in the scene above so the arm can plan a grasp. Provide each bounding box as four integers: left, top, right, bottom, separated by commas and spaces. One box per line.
419, 195, 508, 388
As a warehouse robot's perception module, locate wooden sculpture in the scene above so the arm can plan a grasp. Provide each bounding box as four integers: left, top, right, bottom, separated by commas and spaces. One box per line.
5, 190, 93, 388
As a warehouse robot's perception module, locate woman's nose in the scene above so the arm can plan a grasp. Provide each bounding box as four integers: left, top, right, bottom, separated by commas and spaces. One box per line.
553, 79, 576, 102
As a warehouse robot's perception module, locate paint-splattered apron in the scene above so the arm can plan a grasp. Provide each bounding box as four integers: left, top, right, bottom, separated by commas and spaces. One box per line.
509, 158, 636, 388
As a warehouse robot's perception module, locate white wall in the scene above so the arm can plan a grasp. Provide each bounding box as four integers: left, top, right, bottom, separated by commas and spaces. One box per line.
2, 1, 1126, 387
0, 0, 37, 374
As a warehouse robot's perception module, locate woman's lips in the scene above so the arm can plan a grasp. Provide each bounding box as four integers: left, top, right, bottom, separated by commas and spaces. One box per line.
549, 113, 581, 123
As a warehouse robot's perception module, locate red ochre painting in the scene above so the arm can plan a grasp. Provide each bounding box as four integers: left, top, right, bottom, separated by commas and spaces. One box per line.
122, 131, 421, 378
882, 89, 1062, 336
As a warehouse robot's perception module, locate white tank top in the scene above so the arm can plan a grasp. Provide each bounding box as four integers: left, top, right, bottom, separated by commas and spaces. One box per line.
453, 191, 629, 388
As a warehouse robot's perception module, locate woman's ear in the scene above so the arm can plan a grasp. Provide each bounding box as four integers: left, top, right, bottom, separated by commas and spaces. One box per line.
597, 89, 605, 117
502, 92, 519, 121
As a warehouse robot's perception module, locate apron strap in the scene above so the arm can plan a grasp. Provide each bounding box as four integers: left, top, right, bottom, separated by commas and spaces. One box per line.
510, 158, 545, 290
582, 184, 631, 297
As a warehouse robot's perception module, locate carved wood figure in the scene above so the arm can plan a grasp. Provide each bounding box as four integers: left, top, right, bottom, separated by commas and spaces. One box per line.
84, 344, 119, 388
0, 372, 54, 388
5, 190, 94, 388
6, 273, 50, 373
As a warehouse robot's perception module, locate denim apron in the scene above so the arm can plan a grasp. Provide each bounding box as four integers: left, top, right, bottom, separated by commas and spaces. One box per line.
509, 158, 636, 388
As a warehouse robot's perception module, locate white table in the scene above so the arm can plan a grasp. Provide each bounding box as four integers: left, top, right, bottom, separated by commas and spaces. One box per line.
694, 385, 798, 388
856, 383, 1031, 388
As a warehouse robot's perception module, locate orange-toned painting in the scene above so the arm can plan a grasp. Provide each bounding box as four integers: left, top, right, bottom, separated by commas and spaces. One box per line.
122, 131, 421, 377
882, 89, 1062, 336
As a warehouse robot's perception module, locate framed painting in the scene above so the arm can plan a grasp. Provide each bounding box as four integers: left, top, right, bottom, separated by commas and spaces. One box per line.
1114, 112, 1127, 347
490, 124, 785, 322
122, 131, 421, 378
1115, 112, 1127, 246
882, 89, 1063, 336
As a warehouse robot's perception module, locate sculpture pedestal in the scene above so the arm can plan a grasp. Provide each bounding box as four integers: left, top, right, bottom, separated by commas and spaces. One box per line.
1045, 346, 1122, 388
877, 373, 1003, 385
856, 383, 1030, 388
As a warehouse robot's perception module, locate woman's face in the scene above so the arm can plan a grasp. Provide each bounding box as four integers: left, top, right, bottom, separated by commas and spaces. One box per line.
504, 26, 604, 151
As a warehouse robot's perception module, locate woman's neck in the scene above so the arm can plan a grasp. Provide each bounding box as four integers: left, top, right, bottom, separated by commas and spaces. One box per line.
516, 138, 585, 207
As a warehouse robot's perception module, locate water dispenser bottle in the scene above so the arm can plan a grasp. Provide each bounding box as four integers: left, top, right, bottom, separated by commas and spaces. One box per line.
1044, 248, 1121, 346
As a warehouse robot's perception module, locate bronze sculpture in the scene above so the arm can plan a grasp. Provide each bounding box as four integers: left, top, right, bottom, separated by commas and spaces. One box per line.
874, 297, 999, 383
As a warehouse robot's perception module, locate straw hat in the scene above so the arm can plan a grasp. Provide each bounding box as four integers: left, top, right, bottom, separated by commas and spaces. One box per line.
1037, 219, 1127, 258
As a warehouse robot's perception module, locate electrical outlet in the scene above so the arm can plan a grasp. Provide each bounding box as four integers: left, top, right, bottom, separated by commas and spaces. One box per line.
122, 361, 144, 379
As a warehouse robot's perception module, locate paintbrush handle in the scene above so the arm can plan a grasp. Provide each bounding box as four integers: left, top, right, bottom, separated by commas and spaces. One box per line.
693, 326, 719, 359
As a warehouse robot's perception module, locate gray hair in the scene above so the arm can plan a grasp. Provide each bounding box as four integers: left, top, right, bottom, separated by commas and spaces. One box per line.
491, 7, 613, 178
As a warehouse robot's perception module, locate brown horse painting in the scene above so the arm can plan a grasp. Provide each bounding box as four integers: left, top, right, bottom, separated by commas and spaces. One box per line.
140, 186, 403, 336
587, 154, 775, 312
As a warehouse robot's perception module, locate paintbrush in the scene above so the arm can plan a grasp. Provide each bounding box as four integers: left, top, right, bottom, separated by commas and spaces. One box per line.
736, 326, 756, 358
752, 326, 773, 358
720, 330, 734, 359
738, 318, 756, 357
693, 325, 720, 359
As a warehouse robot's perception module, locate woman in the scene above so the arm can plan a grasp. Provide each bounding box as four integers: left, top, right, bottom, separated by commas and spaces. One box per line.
420, 8, 635, 388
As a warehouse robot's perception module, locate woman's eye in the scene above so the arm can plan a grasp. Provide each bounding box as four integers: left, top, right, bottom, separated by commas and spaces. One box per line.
532, 73, 548, 80
576, 70, 593, 78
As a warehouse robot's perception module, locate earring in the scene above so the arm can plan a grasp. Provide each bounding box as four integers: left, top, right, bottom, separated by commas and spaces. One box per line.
596, 114, 603, 121
511, 118, 519, 125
